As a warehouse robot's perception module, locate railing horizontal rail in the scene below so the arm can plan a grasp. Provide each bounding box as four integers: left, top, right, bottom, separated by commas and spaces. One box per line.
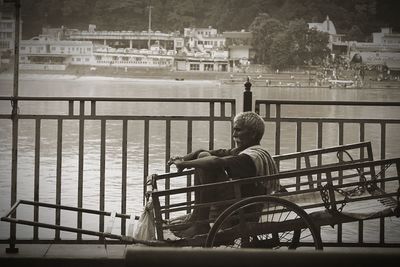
256, 99, 400, 106
0, 96, 236, 103
2, 115, 234, 120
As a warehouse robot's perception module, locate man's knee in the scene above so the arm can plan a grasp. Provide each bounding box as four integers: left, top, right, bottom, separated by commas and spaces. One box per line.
198, 151, 212, 159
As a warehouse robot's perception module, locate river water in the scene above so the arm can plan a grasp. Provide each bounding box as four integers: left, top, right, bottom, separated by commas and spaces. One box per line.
0, 73, 400, 244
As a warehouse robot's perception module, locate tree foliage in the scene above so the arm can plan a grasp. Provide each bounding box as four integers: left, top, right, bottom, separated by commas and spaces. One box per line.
251, 18, 330, 69
19, 0, 398, 39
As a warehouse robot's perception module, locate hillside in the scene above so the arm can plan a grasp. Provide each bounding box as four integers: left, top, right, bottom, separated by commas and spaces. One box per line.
19, 0, 399, 39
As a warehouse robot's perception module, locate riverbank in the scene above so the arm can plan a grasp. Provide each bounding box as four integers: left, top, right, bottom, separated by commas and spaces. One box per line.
1, 64, 399, 89
1, 65, 235, 81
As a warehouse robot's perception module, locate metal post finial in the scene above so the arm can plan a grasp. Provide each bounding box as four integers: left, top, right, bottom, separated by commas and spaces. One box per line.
244, 76, 252, 91
243, 76, 252, 112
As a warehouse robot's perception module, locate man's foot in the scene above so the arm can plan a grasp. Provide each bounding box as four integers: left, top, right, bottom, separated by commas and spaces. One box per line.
173, 222, 210, 238
168, 213, 206, 232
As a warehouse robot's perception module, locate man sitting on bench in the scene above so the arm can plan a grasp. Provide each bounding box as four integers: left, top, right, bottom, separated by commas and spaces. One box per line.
167, 111, 279, 238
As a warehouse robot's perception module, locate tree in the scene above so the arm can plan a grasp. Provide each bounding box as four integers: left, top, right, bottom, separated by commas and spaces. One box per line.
269, 32, 292, 69
268, 19, 330, 69
287, 19, 309, 66
249, 14, 285, 64
346, 25, 365, 42
306, 28, 330, 65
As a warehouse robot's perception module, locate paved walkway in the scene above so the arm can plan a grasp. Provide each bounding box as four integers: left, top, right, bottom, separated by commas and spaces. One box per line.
0, 244, 128, 267
1, 243, 399, 267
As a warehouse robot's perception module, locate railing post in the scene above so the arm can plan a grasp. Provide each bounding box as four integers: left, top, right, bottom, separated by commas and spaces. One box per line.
6, 0, 21, 254
243, 76, 252, 112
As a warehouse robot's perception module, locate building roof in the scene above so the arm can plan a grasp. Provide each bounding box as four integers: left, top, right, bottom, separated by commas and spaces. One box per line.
21, 36, 92, 46
308, 16, 337, 35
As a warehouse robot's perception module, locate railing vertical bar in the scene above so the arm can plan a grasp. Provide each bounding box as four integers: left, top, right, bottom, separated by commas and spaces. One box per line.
143, 119, 150, 205
99, 119, 106, 237
316, 122, 323, 186
55, 119, 63, 240
121, 119, 128, 235
296, 121, 302, 191
220, 102, 225, 117
186, 120, 193, 213
338, 121, 344, 185
8, 97, 19, 253
33, 119, 41, 240
304, 156, 314, 189
231, 101, 236, 119
358, 122, 365, 244
265, 103, 271, 119
254, 102, 259, 115
275, 104, 281, 156
91, 101, 96, 116
165, 119, 171, 219
358, 220, 364, 244
209, 102, 215, 150
337, 121, 344, 243
380, 122, 386, 245
77, 100, 85, 240
68, 100, 74, 116
231, 102, 235, 148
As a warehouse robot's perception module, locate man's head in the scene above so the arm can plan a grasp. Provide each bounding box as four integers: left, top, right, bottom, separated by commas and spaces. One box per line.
232, 111, 265, 149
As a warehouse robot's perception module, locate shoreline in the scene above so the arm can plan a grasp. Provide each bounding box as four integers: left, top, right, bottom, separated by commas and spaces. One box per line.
0, 65, 235, 82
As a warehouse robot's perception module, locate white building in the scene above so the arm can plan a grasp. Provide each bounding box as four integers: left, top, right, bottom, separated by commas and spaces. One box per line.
0, 10, 17, 53
183, 26, 226, 52
308, 16, 345, 50
19, 35, 94, 70
222, 30, 253, 71
372, 27, 400, 45
348, 28, 400, 71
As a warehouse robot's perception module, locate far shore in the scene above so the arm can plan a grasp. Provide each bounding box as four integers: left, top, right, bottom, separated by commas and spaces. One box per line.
1, 65, 399, 89
0, 65, 237, 81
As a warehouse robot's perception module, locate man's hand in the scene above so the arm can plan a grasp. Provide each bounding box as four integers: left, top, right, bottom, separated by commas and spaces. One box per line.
167, 156, 185, 172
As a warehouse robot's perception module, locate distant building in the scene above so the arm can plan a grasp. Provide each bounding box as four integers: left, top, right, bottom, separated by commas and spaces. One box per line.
174, 56, 229, 72
372, 27, 400, 45
222, 30, 253, 71
308, 16, 346, 53
19, 35, 94, 70
0, 9, 19, 54
69, 25, 183, 51
348, 28, 400, 71
183, 26, 225, 52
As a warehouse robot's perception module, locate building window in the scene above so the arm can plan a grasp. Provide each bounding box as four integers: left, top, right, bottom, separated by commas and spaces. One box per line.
204, 64, 214, 71
190, 64, 200, 71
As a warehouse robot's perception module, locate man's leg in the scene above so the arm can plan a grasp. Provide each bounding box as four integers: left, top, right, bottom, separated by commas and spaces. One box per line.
177, 152, 227, 237
191, 151, 227, 220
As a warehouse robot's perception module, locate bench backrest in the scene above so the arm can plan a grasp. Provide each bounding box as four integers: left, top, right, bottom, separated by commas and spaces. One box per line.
273, 141, 373, 172
273, 141, 373, 191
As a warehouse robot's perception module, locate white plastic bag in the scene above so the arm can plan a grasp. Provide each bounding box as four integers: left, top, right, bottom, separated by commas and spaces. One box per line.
133, 198, 156, 240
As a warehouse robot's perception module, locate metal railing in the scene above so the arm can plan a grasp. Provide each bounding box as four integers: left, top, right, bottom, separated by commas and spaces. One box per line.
1, 84, 400, 249
255, 99, 400, 246
255, 100, 400, 158
0, 96, 235, 248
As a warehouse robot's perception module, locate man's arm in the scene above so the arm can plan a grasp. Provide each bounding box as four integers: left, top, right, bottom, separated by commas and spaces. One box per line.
170, 155, 226, 172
